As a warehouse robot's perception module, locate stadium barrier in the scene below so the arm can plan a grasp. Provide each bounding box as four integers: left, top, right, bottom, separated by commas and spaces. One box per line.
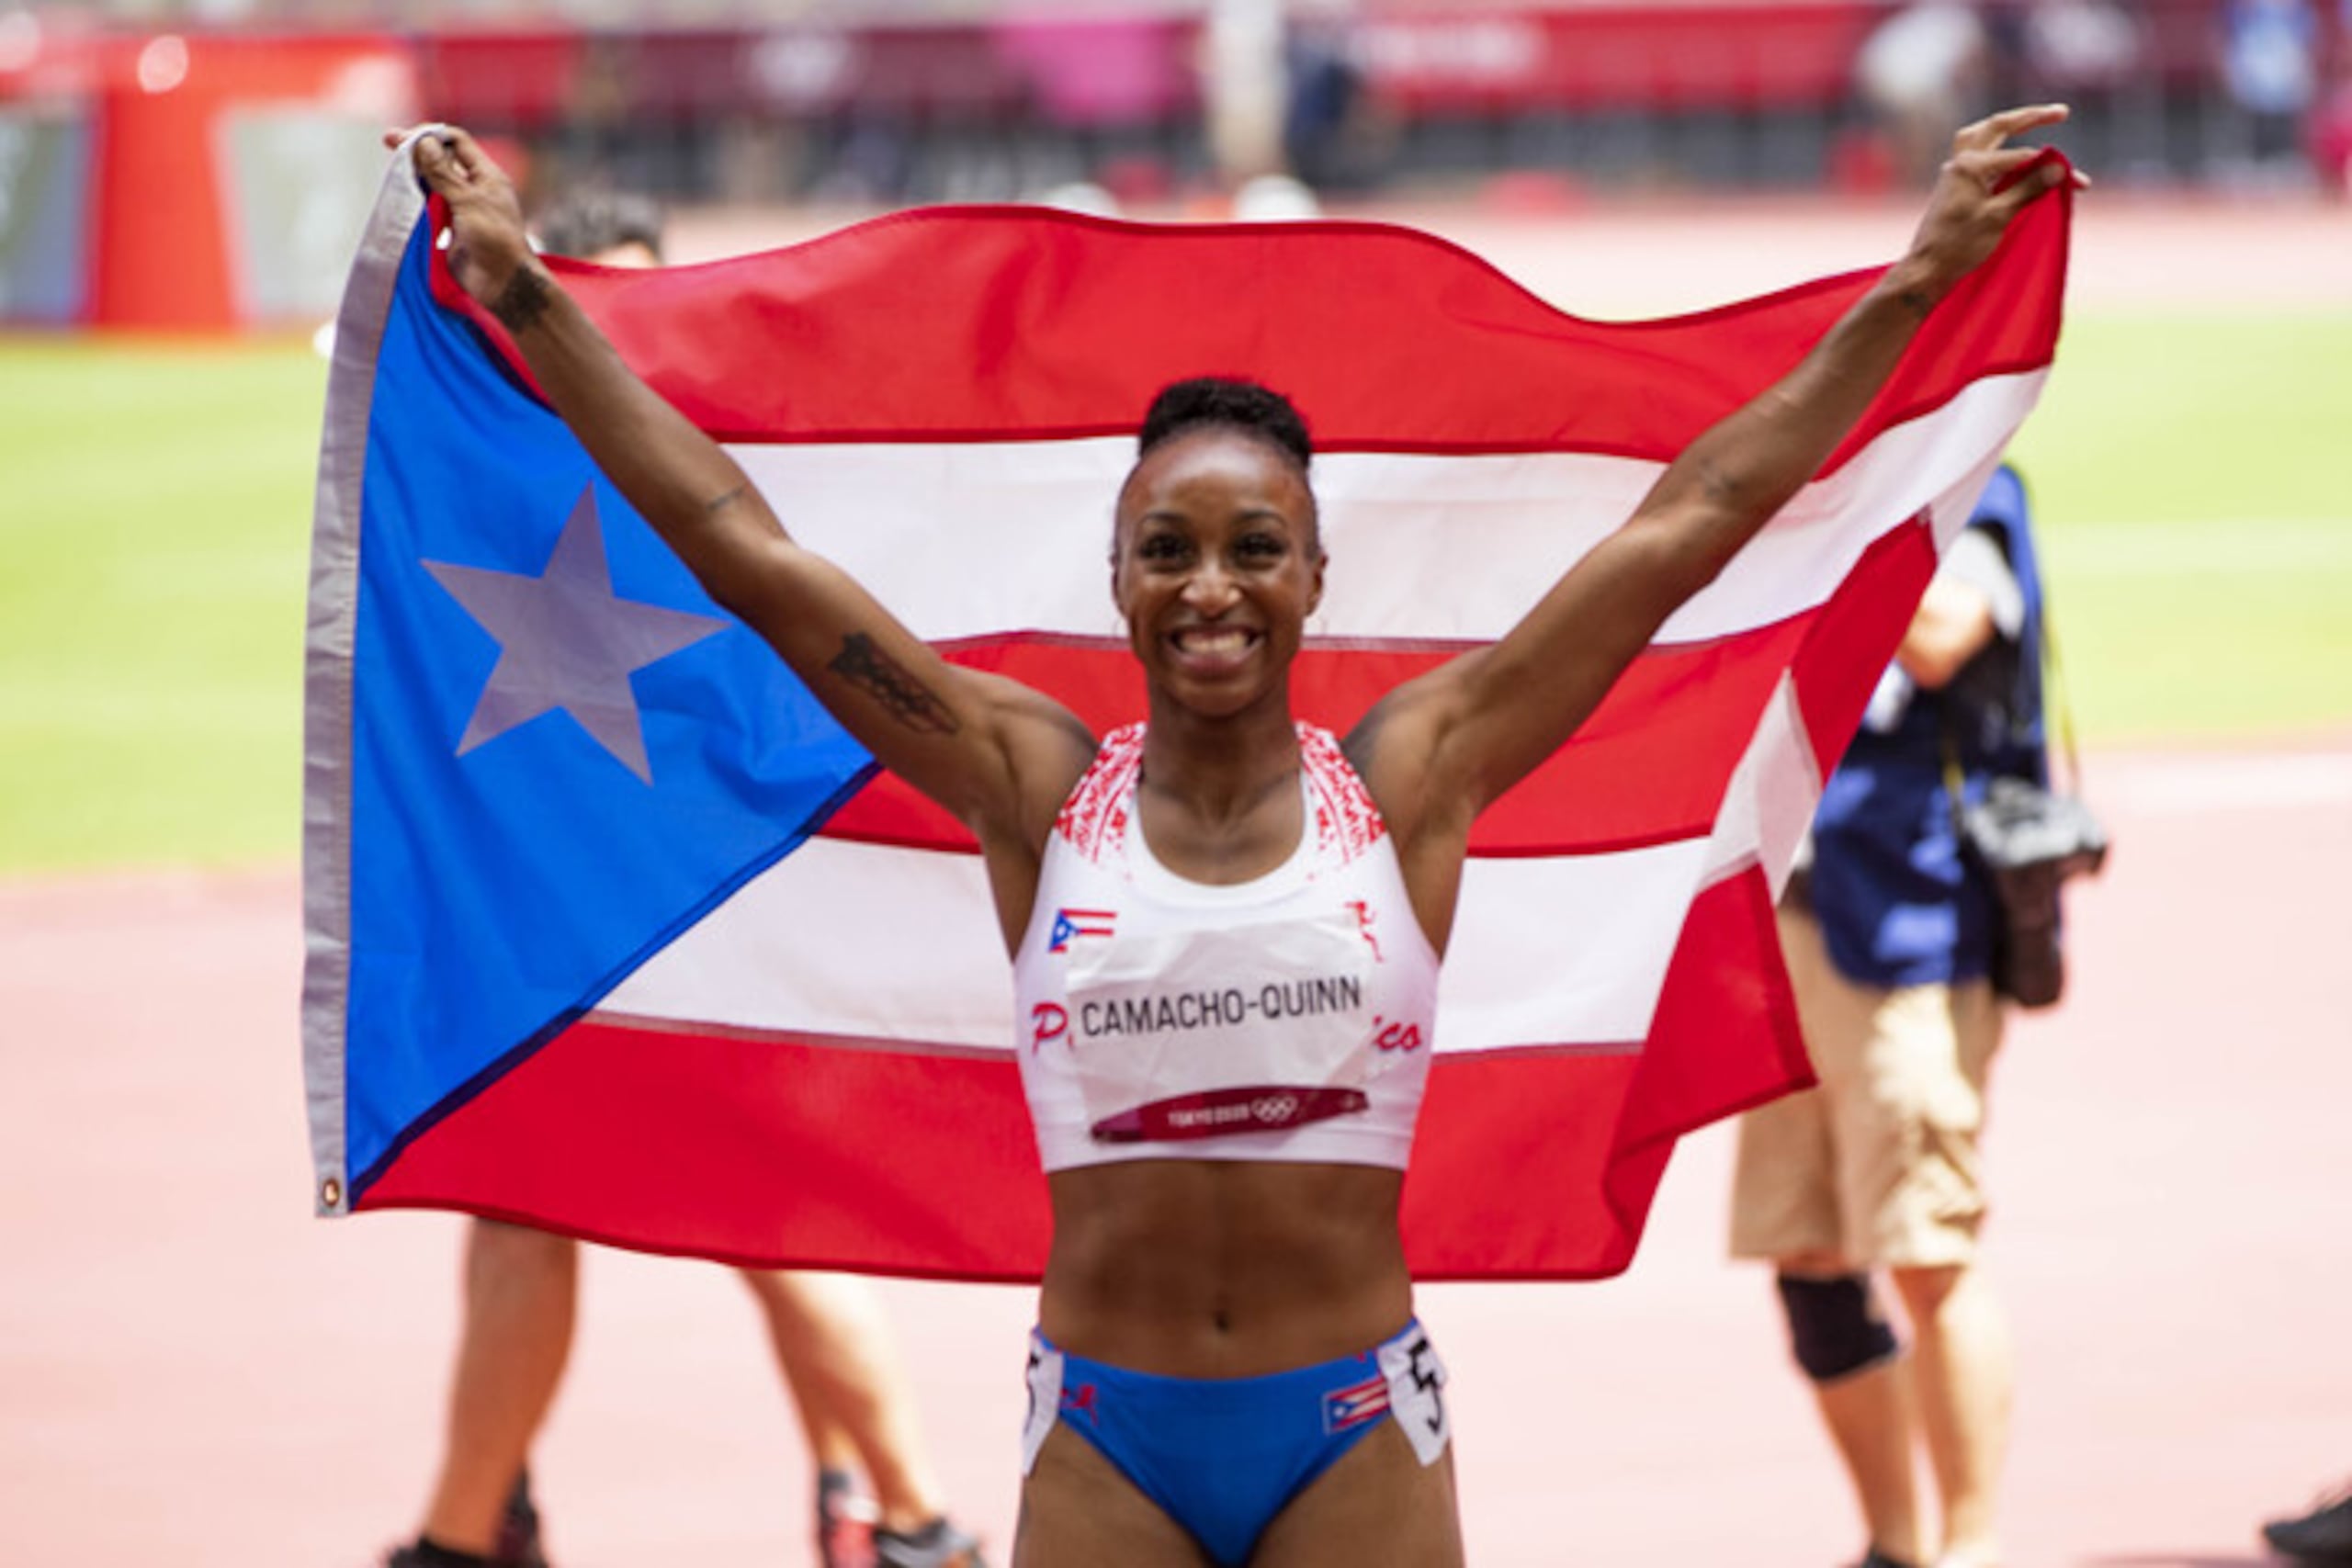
5, 3, 2344, 326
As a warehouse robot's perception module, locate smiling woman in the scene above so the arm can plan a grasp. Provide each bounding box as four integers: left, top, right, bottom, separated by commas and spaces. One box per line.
392, 104, 2076, 1566
1115, 382, 1323, 741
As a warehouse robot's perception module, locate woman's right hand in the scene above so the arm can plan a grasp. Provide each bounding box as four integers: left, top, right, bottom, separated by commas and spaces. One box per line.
383, 125, 537, 316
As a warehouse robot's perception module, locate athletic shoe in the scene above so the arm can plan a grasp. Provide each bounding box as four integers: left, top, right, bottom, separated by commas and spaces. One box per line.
1856, 1551, 1922, 1568
379, 1472, 548, 1568
493, 1469, 549, 1568
381, 1537, 526, 1568
873, 1515, 989, 1568
817, 1468, 880, 1568
2265, 1480, 2352, 1562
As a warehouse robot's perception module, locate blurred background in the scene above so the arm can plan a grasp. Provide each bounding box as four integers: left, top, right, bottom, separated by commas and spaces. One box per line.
3, 0, 2350, 333
6, 0, 2347, 869
3, 5, 2348, 1566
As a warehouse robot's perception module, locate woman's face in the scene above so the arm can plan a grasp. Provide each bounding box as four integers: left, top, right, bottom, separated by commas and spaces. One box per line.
1111, 428, 1324, 721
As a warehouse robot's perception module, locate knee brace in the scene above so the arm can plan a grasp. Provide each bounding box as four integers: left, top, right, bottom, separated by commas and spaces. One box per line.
1775, 1271, 1899, 1384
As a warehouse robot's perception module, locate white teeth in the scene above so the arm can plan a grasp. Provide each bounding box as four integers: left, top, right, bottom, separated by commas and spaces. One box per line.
1175, 627, 1252, 655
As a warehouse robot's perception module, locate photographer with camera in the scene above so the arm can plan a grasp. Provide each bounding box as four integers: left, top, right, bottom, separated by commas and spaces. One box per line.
1727, 464, 2060, 1568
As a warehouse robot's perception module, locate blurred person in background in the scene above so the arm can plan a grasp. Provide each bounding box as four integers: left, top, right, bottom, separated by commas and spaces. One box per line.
1858, 3, 1993, 185
2222, 0, 2322, 177
1203, 0, 1289, 188
2014, 2, 2141, 110
1730, 466, 2048, 1568
377, 189, 987, 1568
1283, 17, 1390, 197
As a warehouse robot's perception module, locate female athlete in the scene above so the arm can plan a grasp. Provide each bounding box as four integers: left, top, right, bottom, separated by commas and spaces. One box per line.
398, 106, 2077, 1567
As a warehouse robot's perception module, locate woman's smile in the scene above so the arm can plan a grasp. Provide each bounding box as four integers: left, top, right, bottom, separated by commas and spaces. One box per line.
1166, 621, 1263, 670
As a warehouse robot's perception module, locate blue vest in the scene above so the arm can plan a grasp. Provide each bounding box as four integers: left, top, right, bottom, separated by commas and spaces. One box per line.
1810, 466, 2048, 987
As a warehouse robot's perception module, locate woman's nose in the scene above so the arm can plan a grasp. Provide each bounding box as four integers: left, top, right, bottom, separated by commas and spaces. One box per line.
1182, 560, 1239, 614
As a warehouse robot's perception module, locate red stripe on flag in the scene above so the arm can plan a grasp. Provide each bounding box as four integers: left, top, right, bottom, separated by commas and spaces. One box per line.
820, 519, 1927, 860
1401, 863, 1807, 1280
360, 864, 1804, 1282
439, 184, 2068, 465
360, 1025, 1053, 1280
1790, 516, 1940, 767
824, 619, 1815, 856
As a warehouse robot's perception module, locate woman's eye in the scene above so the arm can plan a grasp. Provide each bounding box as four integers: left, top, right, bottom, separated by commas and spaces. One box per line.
1237, 534, 1285, 561
1138, 535, 1188, 562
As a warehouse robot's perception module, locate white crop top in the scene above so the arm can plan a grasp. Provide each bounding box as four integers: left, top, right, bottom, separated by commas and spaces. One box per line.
1012, 722, 1441, 1173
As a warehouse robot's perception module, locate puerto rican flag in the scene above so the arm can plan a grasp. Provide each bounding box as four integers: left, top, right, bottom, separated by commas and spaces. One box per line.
1046, 908, 1118, 953
302, 144, 2069, 1280
1322, 1373, 1394, 1434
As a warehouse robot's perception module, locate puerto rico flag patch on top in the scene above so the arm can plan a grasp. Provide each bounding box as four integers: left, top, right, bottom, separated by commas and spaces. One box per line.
1048, 908, 1118, 953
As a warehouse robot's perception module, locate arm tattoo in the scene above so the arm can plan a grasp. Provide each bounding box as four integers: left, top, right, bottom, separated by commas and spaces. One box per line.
1696, 454, 1746, 506
828, 632, 961, 735
1896, 287, 1938, 321
489, 265, 555, 334
703, 484, 751, 515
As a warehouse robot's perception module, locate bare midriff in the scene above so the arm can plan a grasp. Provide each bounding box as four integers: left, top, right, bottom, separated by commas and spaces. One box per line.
1037, 1158, 1412, 1378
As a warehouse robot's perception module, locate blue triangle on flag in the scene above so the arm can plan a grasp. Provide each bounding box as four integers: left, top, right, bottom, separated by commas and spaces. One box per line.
340, 221, 876, 1194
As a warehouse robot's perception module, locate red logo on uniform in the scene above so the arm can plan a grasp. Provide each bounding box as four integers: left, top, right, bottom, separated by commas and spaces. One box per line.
1031, 1003, 1069, 1052
1346, 898, 1384, 963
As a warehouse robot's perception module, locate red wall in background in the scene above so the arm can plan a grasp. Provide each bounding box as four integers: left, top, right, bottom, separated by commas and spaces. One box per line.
1, 32, 411, 330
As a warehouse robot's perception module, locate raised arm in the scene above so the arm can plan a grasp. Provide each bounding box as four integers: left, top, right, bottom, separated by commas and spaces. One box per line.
401, 129, 1094, 862
1353, 106, 2081, 858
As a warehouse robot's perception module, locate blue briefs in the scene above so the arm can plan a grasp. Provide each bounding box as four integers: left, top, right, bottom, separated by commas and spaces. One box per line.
1018, 1320, 1450, 1566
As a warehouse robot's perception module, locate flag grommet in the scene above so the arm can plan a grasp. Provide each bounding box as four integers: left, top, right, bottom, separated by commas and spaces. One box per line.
320, 1177, 342, 1209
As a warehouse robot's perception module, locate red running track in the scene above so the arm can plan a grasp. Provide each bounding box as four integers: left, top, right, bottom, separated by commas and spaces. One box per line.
2, 745, 2347, 1566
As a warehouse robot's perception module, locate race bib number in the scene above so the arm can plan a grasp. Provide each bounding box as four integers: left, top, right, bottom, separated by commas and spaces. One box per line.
1019, 1336, 1063, 1475
1376, 1326, 1451, 1467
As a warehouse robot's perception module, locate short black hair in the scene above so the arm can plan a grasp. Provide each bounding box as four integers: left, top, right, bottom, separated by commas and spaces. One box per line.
533, 186, 666, 264
1138, 378, 1312, 472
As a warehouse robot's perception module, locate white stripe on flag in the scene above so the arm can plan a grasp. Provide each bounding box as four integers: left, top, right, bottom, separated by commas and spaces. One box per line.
599, 833, 1714, 1055
726, 369, 2045, 646
1702, 670, 1825, 899
603, 837, 1011, 1049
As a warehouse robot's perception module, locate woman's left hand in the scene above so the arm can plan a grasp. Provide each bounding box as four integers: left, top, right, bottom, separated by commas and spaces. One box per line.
1897, 104, 2089, 305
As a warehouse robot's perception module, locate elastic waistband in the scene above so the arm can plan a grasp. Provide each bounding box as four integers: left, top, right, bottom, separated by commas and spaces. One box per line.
1031, 1319, 1423, 1402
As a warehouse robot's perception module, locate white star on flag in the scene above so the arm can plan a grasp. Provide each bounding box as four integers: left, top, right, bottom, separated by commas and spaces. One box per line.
425, 485, 727, 784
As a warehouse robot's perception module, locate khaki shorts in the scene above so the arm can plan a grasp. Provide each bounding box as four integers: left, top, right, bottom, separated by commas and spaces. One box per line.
1729, 904, 2004, 1269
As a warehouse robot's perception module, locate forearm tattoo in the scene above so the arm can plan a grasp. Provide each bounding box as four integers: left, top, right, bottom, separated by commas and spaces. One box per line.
1896, 286, 1938, 320
1697, 454, 1745, 506
828, 632, 960, 735
704, 484, 751, 515
490, 265, 555, 334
